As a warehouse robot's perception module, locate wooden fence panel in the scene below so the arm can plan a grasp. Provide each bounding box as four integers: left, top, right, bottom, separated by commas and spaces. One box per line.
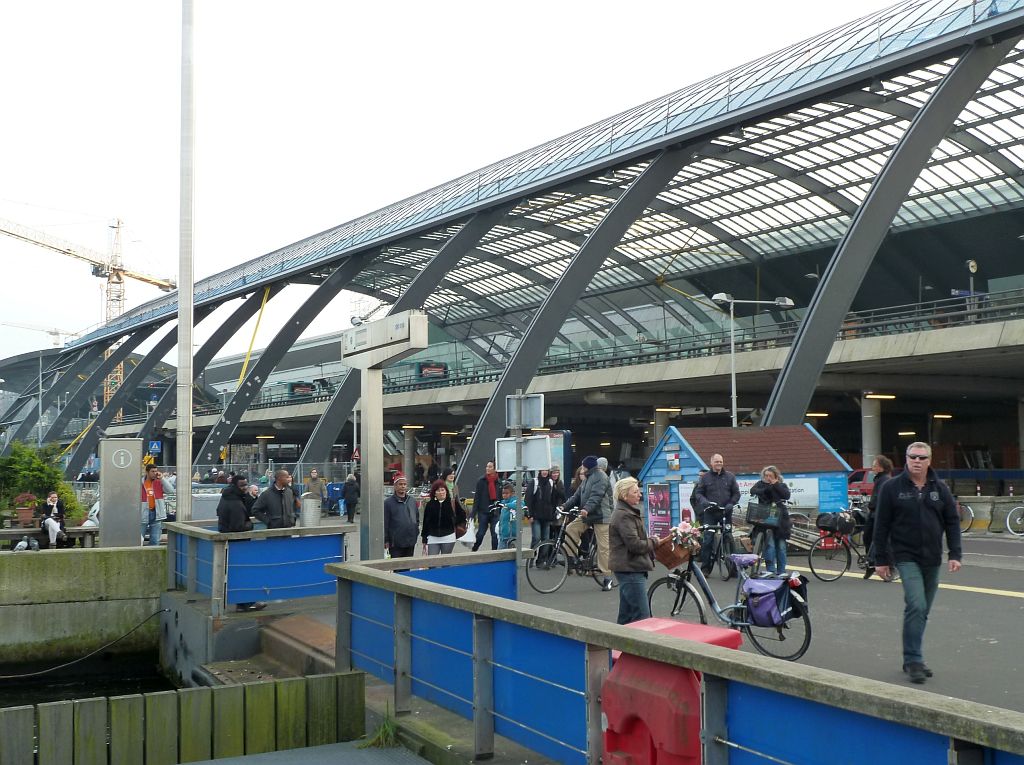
306, 674, 338, 747
212, 685, 245, 759
0, 706, 34, 765
275, 677, 308, 751
145, 691, 179, 765
337, 670, 366, 741
244, 680, 277, 754
37, 700, 73, 765
73, 698, 107, 765
178, 687, 212, 763
109, 694, 145, 765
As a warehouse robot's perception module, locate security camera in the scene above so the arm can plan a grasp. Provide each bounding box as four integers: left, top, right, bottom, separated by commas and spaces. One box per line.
350, 316, 363, 326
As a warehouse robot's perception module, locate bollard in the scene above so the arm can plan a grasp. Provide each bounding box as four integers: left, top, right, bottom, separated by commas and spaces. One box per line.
300, 491, 322, 527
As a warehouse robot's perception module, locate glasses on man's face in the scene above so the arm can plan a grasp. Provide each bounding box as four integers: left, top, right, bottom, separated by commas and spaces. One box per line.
907, 454, 930, 461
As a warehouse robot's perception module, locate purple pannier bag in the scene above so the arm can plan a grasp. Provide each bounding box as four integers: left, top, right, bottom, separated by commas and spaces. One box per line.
743, 577, 792, 627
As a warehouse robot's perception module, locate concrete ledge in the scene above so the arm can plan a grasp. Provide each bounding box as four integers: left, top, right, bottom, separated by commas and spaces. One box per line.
0, 598, 159, 662
0, 546, 165, 605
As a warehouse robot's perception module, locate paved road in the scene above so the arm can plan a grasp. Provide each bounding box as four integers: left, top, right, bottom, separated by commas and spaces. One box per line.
517, 534, 1024, 712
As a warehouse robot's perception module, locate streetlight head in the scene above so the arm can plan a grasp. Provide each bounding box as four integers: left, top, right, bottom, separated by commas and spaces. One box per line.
774, 297, 795, 308
711, 292, 732, 304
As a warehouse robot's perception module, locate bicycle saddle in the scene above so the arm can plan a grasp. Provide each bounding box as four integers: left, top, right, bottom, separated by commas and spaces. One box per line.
728, 553, 761, 568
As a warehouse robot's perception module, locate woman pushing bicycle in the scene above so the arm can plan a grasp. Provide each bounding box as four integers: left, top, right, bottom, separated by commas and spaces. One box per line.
750, 465, 792, 574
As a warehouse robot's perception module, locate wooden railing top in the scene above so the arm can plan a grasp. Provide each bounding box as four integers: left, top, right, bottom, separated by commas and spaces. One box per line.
165, 520, 356, 542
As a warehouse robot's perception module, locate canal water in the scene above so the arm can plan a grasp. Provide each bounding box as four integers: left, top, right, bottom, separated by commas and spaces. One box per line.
0, 651, 176, 708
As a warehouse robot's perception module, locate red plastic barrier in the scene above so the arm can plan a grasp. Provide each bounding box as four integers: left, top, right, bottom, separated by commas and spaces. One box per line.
603, 618, 742, 765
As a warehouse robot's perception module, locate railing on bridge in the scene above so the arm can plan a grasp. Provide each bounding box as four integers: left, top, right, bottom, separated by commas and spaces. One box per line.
166, 520, 354, 618
328, 551, 1024, 765
59, 287, 1024, 439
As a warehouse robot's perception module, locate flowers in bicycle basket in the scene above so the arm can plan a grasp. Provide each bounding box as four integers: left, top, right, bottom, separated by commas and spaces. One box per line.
666, 521, 702, 553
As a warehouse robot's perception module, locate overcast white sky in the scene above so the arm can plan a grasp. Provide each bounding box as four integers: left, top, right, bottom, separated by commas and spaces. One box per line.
0, 0, 896, 365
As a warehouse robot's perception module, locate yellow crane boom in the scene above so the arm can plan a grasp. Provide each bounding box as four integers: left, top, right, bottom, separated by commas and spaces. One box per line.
0, 216, 176, 417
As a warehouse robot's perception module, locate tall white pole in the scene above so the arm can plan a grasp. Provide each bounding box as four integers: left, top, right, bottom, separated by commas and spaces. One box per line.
175, 0, 195, 519
729, 301, 737, 427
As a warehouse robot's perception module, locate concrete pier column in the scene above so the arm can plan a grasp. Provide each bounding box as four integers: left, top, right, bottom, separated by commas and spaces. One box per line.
861, 395, 881, 469
403, 428, 417, 483
654, 410, 671, 448
441, 434, 453, 469
1017, 398, 1024, 470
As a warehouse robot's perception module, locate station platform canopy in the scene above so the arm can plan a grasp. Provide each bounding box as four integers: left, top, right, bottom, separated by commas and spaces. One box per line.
70, 0, 1024, 355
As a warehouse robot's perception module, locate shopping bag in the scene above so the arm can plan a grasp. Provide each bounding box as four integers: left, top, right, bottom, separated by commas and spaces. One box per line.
457, 518, 476, 546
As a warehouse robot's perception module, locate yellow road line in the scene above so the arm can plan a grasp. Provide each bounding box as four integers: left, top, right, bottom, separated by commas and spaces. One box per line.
787, 565, 1024, 599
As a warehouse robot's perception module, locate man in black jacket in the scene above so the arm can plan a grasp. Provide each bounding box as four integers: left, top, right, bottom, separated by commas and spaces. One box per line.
252, 469, 299, 529
216, 474, 266, 612
874, 442, 961, 684
692, 454, 740, 573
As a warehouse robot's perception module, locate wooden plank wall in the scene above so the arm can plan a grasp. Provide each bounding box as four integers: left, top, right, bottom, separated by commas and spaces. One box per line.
0, 672, 364, 765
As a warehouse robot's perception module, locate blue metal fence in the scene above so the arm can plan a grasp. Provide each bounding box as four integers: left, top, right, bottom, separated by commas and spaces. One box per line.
331, 552, 1024, 765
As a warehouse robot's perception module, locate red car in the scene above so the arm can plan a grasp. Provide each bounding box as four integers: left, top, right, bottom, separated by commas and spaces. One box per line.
847, 468, 874, 497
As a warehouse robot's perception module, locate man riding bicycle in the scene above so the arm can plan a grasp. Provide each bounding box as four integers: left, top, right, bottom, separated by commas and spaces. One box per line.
692, 453, 740, 575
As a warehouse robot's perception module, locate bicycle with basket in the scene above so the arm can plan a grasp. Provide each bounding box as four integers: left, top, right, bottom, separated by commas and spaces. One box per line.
647, 522, 812, 661
808, 505, 897, 582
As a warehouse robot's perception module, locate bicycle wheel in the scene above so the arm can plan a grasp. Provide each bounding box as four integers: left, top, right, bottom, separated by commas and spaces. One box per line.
744, 591, 811, 661
1006, 506, 1024, 537
648, 575, 707, 623
718, 535, 736, 581
958, 503, 974, 534
586, 544, 604, 586
808, 536, 851, 582
525, 542, 567, 593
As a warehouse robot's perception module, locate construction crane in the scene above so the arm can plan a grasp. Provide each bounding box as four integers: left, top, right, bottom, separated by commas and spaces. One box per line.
0, 217, 176, 415
0, 322, 79, 348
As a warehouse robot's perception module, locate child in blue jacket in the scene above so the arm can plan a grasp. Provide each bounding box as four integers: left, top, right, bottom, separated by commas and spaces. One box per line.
496, 482, 518, 548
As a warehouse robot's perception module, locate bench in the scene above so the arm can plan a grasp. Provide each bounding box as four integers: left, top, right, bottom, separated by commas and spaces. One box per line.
0, 526, 99, 550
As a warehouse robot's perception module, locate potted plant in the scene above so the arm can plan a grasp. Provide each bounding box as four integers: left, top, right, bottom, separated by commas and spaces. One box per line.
14, 492, 38, 528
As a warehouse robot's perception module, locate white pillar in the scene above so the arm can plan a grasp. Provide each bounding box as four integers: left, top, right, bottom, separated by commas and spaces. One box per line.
861, 395, 881, 469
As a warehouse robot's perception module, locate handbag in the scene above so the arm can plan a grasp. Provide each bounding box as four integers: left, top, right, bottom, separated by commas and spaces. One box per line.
457, 518, 475, 545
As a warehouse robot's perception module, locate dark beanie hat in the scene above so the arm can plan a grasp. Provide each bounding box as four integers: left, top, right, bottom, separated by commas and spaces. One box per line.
581, 456, 599, 470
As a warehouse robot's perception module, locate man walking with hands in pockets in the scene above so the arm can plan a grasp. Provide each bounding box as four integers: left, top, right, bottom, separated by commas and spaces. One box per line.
873, 442, 961, 684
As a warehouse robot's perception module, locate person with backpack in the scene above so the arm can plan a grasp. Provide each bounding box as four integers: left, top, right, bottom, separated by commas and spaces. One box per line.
525, 467, 557, 548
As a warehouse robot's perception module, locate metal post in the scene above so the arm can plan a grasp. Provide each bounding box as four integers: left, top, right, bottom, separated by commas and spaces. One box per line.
211, 540, 226, 618
513, 400, 524, 600
176, 0, 195, 520
394, 594, 412, 715
584, 644, 609, 765
335, 579, 352, 671
728, 301, 737, 428
472, 615, 494, 760
362, 369, 385, 560
701, 674, 729, 765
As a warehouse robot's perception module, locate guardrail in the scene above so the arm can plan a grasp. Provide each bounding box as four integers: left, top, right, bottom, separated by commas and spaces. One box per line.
59, 288, 1024, 438
328, 551, 1024, 765
0, 673, 365, 764
166, 520, 354, 618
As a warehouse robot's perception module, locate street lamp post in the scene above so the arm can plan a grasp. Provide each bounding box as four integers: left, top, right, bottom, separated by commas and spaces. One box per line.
711, 293, 795, 427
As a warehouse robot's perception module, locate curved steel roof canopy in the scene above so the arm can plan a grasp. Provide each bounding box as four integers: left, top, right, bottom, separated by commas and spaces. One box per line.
70, 0, 1024, 357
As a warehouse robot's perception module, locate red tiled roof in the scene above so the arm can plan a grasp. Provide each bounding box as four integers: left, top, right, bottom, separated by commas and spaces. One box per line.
679, 426, 847, 475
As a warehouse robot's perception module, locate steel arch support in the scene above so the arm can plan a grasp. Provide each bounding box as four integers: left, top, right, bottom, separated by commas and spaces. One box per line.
137, 286, 285, 446
763, 39, 1016, 426
299, 207, 512, 466
38, 323, 166, 445
458, 147, 692, 483
64, 304, 218, 478
195, 256, 374, 468
2, 344, 114, 452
